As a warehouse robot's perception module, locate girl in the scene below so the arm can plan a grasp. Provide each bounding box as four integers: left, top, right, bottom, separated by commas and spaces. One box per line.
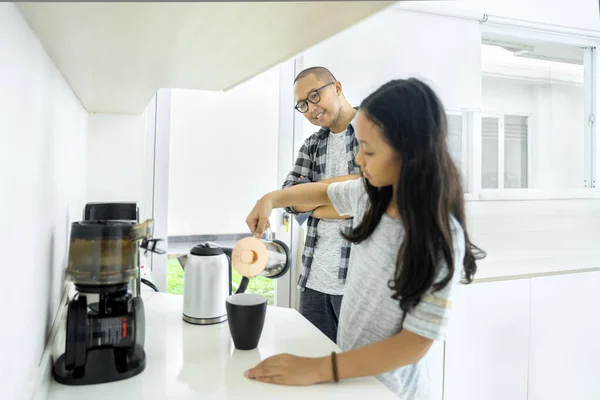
244, 78, 484, 399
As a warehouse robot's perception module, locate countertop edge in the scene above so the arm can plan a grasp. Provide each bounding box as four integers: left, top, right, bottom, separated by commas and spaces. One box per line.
472, 266, 600, 283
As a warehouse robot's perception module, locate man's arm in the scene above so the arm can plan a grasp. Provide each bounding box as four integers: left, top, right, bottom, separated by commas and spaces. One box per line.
320, 174, 362, 184
311, 205, 351, 220
281, 136, 361, 216
281, 141, 315, 215
308, 174, 361, 217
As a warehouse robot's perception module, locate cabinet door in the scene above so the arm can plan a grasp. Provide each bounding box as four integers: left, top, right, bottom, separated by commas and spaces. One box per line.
528, 271, 600, 400
444, 279, 530, 400
424, 339, 444, 400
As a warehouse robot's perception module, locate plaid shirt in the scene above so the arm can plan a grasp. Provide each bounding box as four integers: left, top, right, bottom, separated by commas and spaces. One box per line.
282, 123, 361, 291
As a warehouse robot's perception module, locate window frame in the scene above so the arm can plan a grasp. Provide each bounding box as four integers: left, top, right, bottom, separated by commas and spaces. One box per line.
472, 23, 599, 201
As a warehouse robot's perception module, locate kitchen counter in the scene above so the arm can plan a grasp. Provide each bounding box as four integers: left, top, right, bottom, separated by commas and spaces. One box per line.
47, 292, 397, 399
472, 254, 600, 283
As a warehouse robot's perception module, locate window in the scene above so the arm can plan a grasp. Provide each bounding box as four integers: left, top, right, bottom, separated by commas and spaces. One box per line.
482, 114, 529, 189
447, 112, 469, 192
447, 114, 464, 168
480, 34, 596, 193
164, 67, 281, 305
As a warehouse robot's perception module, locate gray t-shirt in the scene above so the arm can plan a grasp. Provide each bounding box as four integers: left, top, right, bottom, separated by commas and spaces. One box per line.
327, 178, 466, 400
305, 130, 348, 295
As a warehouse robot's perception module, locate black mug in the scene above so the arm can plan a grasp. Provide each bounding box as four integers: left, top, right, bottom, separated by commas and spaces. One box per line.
225, 293, 267, 350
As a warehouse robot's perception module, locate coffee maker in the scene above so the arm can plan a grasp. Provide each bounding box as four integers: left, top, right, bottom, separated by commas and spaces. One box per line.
53, 218, 164, 385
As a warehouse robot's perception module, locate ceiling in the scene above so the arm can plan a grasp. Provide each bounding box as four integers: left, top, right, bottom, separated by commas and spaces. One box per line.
17, 1, 394, 114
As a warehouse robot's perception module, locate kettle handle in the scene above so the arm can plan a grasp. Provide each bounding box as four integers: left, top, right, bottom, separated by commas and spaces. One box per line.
223, 248, 233, 295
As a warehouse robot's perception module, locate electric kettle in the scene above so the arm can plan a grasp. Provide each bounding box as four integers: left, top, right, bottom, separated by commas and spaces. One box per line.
177, 243, 232, 325
177, 233, 290, 325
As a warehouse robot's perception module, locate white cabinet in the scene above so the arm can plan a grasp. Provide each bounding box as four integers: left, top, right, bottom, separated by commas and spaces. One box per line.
425, 339, 444, 400
528, 271, 600, 400
443, 279, 531, 400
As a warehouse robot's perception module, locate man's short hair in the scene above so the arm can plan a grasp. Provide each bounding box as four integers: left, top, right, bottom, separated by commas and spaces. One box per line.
293, 66, 337, 84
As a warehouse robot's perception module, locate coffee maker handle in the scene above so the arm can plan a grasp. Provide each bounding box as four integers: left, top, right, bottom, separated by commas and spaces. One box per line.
265, 226, 274, 241
223, 247, 249, 295
236, 277, 249, 294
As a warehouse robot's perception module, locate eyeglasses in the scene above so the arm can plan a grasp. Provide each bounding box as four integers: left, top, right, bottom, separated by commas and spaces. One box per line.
294, 82, 335, 113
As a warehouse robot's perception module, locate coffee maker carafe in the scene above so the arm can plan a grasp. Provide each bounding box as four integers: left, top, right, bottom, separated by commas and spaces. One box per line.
53, 218, 164, 385
82, 202, 163, 295
230, 228, 291, 282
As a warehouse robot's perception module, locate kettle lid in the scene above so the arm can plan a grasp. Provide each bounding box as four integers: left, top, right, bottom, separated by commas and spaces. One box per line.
190, 242, 224, 256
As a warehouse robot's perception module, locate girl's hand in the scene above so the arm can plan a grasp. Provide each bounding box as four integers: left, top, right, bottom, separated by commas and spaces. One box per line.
246, 196, 274, 238
244, 353, 330, 386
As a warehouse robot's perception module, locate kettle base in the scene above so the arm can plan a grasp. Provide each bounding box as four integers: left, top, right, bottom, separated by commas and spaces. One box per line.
182, 313, 227, 325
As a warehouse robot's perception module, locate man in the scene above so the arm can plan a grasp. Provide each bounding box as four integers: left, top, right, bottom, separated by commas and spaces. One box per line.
282, 66, 361, 343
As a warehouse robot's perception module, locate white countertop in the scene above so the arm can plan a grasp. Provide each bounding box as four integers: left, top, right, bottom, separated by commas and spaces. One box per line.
473, 254, 600, 282
47, 292, 396, 399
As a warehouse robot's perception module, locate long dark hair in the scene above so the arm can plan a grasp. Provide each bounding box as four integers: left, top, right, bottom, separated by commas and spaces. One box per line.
344, 78, 485, 312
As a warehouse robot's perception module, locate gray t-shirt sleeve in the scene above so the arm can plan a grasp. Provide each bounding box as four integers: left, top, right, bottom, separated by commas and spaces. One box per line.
326, 178, 367, 217
402, 218, 466, 341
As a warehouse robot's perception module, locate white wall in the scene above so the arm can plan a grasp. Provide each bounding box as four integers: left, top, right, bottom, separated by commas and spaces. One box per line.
167, 66, 280, 236
86, 114, 146, 205
0, 4, 88, 399
424, 0, 600, 31
467, 199, 600, 265
481, 0, 600, 30
301, 8, 482, 113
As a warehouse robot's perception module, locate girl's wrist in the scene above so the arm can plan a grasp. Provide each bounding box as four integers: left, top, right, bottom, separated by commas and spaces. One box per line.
316, 354, 336, 383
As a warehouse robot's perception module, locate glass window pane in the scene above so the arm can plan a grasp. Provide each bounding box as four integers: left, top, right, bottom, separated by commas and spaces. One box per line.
504, 115, 528, 188
482, 37, 587, 190
482, 117, 499, 189
447, 114, 468, 191
166, 66, 280, 305
447, 115, 463, 166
